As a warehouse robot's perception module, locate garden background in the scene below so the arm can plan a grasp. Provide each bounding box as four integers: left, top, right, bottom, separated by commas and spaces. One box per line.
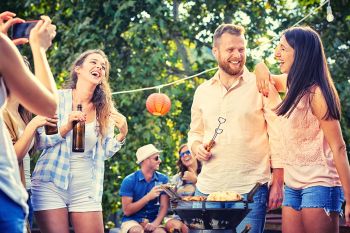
1, 0, 349, 229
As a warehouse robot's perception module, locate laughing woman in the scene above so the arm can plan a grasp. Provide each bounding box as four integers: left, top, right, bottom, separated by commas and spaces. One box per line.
31, 49, 128, 233
255, 26, 350, 233
165, 144, 202, 233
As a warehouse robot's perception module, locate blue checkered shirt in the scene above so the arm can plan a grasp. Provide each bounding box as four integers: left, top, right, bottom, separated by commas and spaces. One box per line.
32, 89, 124, 202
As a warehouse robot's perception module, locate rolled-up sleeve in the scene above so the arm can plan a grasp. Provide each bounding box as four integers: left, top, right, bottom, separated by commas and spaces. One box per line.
187, 88, 204, 154
102, 123, 124, 160
36, 126, 65, 150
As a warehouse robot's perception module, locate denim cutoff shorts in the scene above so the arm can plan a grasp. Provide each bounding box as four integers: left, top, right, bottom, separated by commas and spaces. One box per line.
283, 185, 344, 214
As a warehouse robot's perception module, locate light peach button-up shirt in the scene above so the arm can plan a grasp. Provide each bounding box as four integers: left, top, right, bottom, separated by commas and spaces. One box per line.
188, 67, 283, 194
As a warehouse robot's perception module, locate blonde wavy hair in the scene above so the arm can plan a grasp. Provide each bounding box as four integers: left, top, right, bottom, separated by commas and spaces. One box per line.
65, 49, 115, 137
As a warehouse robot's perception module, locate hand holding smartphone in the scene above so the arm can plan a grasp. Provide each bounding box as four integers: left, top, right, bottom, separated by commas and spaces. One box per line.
0, 11, 28, 45
10, 20, 39, 40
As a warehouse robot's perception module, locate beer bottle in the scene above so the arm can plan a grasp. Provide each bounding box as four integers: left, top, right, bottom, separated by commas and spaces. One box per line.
45, 111, 58, 135
45, 122, 58, 135
72, 104, 85, 152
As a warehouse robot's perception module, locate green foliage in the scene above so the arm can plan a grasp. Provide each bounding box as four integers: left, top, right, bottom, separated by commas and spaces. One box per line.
3, 0, 349, 228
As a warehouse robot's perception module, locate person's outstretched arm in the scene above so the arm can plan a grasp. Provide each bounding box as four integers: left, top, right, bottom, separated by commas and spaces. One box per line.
14, 115, 58, 161
29, 15, 57, 98
0, 13, 57, 116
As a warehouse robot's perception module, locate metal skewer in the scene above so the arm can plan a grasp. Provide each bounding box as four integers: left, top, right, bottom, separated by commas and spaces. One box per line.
205, 117, 226, 152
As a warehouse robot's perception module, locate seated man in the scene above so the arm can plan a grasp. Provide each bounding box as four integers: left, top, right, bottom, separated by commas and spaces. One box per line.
120, 144, 169, 233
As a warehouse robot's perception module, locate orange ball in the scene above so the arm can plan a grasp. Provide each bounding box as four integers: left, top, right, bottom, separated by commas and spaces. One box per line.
146, 93, 171, 116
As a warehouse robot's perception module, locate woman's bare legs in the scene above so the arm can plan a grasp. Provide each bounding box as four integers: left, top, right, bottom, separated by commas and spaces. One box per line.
302, 208, 339, 233
282, 206, 306, 233
70, 211, 104, 233
34, 208, 70, 233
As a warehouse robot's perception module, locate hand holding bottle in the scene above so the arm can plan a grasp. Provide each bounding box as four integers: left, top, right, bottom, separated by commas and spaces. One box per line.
59, 109, 86, 138
28, 115, 58, 134
65, 110, 86, 131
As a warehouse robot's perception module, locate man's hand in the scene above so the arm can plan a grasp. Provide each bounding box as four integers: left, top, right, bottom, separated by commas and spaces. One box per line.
268, 168, 284, 211
147, 186, 162, 201
193, 142, 212, 161
0, 11, 27, 45
143, 222, 158, 232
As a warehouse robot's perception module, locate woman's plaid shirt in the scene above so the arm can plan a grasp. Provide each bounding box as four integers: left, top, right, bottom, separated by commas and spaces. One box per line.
32, 89, 124, 202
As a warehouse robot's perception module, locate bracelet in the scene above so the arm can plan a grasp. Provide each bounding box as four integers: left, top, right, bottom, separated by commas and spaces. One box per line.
118, 137, 126, 145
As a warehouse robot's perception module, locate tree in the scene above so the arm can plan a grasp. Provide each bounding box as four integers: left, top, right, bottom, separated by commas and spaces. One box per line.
2, 0, 349, 228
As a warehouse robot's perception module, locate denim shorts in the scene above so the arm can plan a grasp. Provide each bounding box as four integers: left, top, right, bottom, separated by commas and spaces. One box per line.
283, 185, 344, 214
194, 184, 268, 233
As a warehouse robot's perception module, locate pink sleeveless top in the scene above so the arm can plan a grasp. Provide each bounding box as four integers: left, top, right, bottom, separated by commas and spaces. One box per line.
280, 95, 341, 189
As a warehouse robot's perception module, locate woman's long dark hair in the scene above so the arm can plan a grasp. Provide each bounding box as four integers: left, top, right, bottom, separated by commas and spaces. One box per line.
177, 144, 202, 179
276, 26, 341, 120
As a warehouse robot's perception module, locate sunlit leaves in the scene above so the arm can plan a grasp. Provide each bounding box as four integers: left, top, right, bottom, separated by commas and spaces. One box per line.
3, 0, 349, 226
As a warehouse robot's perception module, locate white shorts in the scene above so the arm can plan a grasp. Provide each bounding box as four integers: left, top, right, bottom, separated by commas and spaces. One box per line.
31, 155, 102, 212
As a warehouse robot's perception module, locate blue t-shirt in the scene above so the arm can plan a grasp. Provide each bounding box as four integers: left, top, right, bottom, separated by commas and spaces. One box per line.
119, 170, 168, 223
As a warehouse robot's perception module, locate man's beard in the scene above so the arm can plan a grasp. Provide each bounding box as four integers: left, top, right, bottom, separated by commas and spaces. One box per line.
218, 57, 245, 76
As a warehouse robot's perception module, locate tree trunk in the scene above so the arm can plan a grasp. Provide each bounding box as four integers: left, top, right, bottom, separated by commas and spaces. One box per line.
172, 0, 192, 75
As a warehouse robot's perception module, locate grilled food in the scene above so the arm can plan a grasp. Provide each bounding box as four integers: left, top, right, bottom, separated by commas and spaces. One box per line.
206, 191, 242, 201
182, 196, 207, 201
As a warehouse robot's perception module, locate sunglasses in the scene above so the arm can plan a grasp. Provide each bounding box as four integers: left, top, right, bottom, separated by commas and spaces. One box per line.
151, 155, 160, 161
179, 150, 191, 157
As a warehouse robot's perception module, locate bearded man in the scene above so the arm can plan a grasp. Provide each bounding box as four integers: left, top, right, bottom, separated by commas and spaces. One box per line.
188, 24, 284, 233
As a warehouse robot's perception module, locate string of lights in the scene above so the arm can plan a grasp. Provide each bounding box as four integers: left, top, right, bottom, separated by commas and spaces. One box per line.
112, 0, 333, 95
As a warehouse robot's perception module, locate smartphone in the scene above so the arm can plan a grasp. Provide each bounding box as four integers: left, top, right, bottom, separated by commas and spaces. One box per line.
10, 21, 39, 40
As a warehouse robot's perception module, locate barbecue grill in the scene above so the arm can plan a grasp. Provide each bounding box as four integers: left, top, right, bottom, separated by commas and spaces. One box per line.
166, 183, 262, 233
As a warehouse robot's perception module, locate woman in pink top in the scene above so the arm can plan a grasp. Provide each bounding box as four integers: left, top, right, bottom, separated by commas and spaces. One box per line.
255, 26, 350, 233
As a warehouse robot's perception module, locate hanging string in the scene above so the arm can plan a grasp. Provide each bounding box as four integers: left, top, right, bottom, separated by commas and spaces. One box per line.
112, 67, 218, 94
112, 0, 330, 95
292, 0, 329, 27
250, 0, 330, 48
